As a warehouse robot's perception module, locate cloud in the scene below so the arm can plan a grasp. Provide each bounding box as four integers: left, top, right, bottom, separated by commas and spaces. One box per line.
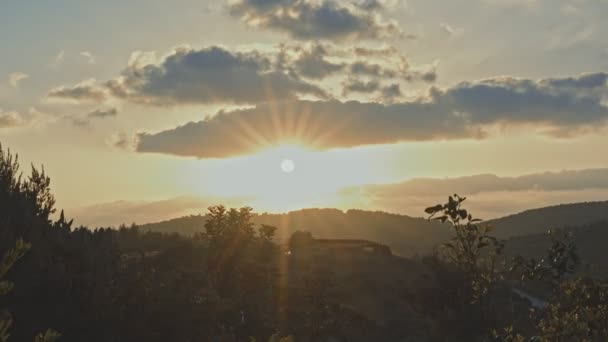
290, 44, 345, 79
104, 46, 329, 105
435, 72, 608, 128
347, 59, 436, 83
353, 188, 608, 221
354, 0, 384, 11
8, 72, 29, 88
342, 79, 402, 101
49, 50, 96, 68
80, 51, 96, 64
482, 0, 540, 8
353, 45, 399, 58
342, 79, 380, 95
440, 23, 455, 35
341, 169, 608, 219
88, 107, 118, 119
380, 83, 402, 100
132, 72, 608, 158
72, 108, 119, 127
49, 50, 65, 68
350, 169, 608, 198
48, 43, 435, 106
109, 132, 138, 150
278, 42, 433, 84
47, 79, 108, 103
414, 68, 438, 83
134, 99, 480, 158
439, 23, 462, 37
0, 109, 25, 128
228, 0, 402, 41
350, 61, 393, 77
1, 107, 51, 128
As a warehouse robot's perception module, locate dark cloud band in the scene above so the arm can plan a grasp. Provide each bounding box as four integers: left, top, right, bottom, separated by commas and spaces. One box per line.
133, 72, 608, 158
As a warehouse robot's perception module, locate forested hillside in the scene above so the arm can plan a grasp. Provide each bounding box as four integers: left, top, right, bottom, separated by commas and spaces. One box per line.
504, 220, 608, 278
2, 146, 608, 341
140, 201, 608, 257
140, 209, 451, 256
489, 201, 608, 238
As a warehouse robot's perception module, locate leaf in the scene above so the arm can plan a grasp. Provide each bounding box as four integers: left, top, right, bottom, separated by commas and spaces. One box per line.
0, 281, 13, 296
34, 330, 61, 342
424, 204, 443, 214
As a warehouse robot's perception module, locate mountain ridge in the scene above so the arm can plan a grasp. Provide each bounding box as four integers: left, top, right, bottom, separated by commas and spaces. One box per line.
138, 200, 608, 256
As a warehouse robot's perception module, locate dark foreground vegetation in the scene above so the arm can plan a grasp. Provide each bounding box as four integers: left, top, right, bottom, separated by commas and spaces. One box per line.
1, 144, 607, 341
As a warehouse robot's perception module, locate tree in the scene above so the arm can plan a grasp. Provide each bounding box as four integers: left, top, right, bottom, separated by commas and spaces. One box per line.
259, 225, 277, 241
0, 144, 56, 228
0, 239, 60, 342
0, 239, 31, 342
425, 194, 504, 303
498, 230, 606, 341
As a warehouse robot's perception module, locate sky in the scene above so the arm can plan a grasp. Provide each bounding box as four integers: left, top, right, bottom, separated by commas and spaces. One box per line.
2, 0, 608, 226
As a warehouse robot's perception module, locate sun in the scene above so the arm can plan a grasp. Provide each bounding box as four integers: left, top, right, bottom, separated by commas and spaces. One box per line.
280, 159, 295, 173
189, 142, 385, 212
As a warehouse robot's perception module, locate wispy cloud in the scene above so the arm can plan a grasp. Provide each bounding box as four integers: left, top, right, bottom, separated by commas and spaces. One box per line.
79, 51, 96, 64
0, 109, 25, 128
8, 72, 29, 88
71, 108, 118, 127
47, 79, 108, 103
49, 50, 66, 68
342, 168, 608, 219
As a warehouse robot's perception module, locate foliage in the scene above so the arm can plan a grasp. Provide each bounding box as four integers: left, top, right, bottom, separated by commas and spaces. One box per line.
0, 144, 55, 227
0, 239, 30, 297
492, 325, 527, 342
33, 330, 61, 342
0, 238, 60, 342
425, 194, 504, 303
0, 239, 30, 342
494, 277, 608, 342
250, 333, 294, 342
488, 209, 605, 341
259, 224, 277, 241
510, 230, 579, 283
535, 277, 608, 341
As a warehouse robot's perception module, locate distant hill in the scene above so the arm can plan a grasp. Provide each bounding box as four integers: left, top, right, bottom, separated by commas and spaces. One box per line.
139, 208, 451, 256
139, 201, 608, 257
504, 220, 608, 279
488, 201, 608, 238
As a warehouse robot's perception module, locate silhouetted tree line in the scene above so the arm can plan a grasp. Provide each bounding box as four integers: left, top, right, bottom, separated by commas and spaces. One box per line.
0, 145, 359, 341
1, 143, 607, 341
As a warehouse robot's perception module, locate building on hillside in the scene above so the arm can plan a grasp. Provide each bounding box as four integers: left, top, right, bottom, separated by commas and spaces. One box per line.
288, 231, 392, 258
